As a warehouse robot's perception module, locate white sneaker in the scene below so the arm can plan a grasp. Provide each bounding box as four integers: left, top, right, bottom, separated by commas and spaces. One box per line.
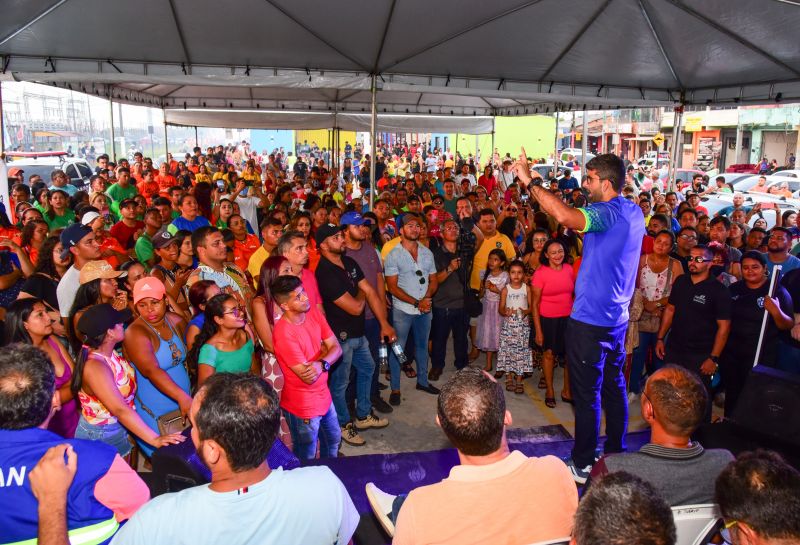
365, 482, 396, 537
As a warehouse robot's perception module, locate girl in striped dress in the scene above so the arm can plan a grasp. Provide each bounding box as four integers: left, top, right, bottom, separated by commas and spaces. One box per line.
497, 260, 533, 393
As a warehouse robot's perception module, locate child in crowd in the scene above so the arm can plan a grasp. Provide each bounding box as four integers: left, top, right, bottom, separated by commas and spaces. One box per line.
475, 249, 509, 374
497, 260, 533, 393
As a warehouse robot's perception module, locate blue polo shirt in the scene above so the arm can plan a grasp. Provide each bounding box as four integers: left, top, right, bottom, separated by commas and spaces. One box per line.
167, 215, 212, 234
572, 196, 645, 328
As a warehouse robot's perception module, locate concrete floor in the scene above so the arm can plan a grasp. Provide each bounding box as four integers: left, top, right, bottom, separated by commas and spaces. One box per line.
341, 351, 652, 456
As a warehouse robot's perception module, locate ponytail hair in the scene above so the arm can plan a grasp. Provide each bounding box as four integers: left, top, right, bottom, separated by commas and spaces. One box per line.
70, 330, 107, 399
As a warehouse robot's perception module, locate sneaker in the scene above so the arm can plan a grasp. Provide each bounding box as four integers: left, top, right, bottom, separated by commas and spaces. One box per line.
356, 412, 390, 430
371, 396, 394, 414
416, 383, 440, 395
365, 483, 396, 537
564, 457, 592, 484
341, 423, 366, 446
389, 391, 401, 406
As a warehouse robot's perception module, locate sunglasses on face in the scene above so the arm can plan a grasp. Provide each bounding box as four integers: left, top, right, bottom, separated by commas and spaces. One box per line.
688, 256, 711, 263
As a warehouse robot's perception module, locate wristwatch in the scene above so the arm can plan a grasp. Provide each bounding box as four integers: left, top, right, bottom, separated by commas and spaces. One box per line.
413, 299, 420, 308
321, 360, 332, 372
709, 355, 720, 365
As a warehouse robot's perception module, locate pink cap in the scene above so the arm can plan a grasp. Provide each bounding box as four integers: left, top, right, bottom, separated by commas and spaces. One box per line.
132, 277, 166, 305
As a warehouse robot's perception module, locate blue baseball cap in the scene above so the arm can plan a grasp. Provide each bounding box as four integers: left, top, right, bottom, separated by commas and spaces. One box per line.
59, 223, 93, 260
340, 211, 366, 226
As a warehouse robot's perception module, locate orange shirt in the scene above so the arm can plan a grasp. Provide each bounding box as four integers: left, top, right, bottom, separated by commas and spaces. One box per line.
306, 238, 320, 272
394, 452, 578, 545
155, 174, 178, 192
97, 234, 127, 269
137, 180, 161, 203
232, 234, 261, 272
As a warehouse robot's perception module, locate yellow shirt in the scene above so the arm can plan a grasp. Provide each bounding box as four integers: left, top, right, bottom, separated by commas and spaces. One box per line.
194, 173, 211, 184
470, 232, 516, 289
247, 245, 270, 287
380, 236, 401, 262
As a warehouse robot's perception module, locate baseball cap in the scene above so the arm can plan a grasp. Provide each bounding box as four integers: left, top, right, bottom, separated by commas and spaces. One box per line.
79, 260, 126, 285
340, 211, 366, 226
81, 211, 101, 226
432, 194, 444, 203
8, 167, 24, 177
77, 304, 133, 340
314, 223, 346, 246
133, 277, 167, 305
396, 213, 422, 230
59, 223, 93, 260
119, 198, 137, 209
152, 230, 179, 250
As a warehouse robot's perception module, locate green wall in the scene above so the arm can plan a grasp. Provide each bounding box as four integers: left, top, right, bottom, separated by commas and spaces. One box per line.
449, 115, 556, 164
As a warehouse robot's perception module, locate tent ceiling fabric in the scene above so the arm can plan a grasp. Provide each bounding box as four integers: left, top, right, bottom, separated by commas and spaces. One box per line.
1, 0, 799, 129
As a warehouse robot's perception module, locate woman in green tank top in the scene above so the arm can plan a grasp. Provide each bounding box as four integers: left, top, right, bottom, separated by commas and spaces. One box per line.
186, 293, 257, 387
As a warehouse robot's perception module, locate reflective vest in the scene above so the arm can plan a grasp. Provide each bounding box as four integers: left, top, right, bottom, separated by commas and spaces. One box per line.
0, 428, 119, 545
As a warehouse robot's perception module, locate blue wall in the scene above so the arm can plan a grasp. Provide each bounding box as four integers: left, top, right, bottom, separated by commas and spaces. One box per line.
250, 130, 294, 154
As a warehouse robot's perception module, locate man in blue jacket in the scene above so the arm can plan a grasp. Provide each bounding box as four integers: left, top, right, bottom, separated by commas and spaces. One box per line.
0, 343, 149, 545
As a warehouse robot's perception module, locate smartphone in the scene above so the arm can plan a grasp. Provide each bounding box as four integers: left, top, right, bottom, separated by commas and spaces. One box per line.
216, 180, 225, 190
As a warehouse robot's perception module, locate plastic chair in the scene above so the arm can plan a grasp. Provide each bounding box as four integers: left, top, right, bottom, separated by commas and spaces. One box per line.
672, 504, 721, 545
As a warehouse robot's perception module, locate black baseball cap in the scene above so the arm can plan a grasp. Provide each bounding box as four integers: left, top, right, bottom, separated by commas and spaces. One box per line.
59, 223, 93, 260
152, 230, 179, 250
77, 304, 133, 339
314, 223, 346, 246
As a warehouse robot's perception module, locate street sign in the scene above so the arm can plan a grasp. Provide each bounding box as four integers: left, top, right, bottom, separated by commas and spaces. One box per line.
652, 133, 665, 147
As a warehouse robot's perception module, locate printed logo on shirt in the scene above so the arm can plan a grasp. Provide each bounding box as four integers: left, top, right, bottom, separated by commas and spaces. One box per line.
757, 296, 765, 309
693, 295, 707, 305
495, 242, 502, 249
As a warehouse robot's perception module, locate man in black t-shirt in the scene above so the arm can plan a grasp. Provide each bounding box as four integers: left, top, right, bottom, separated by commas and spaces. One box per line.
315, 224, 396, 447
429, 219, 469, 380
656, 245, 731, 417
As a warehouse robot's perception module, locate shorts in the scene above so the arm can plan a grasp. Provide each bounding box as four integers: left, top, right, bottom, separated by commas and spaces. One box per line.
531, 316, 569, 356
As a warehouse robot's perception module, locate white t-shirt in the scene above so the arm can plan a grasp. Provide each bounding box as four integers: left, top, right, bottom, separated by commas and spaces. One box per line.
111, 466, 358, 545
222, 193, 260, 235
56, 266, 81, 317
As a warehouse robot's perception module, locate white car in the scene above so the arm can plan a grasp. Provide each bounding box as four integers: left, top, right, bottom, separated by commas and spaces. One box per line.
7, 152, 93, 189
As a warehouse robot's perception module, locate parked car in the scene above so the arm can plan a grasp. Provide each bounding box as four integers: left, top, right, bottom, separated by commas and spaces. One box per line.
7, 152, 92, 189
733, 174, 796, 193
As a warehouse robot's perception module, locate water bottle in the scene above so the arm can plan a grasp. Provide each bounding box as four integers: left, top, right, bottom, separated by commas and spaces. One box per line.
389, 338, 408, 364
378, 339, 389, 369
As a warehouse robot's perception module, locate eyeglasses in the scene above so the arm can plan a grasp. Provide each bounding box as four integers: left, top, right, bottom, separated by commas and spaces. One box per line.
508, 208, 518, 213
223, 306, 243, 317
415, 270, 427, 284
679, 234, 698, 240
688, 256, 711, 263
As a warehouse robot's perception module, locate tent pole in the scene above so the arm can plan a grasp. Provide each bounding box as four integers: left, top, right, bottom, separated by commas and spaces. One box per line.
581, 108, 588, 170
163, 120, 169, 163
554, 108, 560, 168
369, 74, 377, 210
108, 95, 116, 162
194, 126, 199, 148
601, 111, 606, 154
667, 105, 684, 191
490, 117, 495, 170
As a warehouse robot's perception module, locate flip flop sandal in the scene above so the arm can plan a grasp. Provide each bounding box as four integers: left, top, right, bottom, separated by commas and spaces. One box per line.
538, 376, 546, 389
545, 397, 556, 408
402, 364, 417, 379
515, 382, 525, 394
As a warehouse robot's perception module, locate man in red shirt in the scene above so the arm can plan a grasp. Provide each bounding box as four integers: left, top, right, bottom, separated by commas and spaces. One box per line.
109, 199, 145, 250
271, 275, 343, 460
155, 162, 178, 194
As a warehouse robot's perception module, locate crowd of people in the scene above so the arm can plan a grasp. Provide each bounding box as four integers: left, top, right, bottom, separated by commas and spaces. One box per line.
1, 140, 799, 544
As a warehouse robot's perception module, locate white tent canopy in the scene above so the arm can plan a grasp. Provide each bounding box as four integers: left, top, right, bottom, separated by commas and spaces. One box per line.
1, 0, 799, 131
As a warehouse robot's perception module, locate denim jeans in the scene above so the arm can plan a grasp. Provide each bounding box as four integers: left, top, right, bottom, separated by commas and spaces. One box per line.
777, 341, 800, 374
330, 335, 376, 425
629, 331, 664, 394
75, 415, 132, 457
282, 403, 341, 460
430, 306, 469, 370
566, 318, 628, 468
364, 317, 383, 398
389, 308, 432, 390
